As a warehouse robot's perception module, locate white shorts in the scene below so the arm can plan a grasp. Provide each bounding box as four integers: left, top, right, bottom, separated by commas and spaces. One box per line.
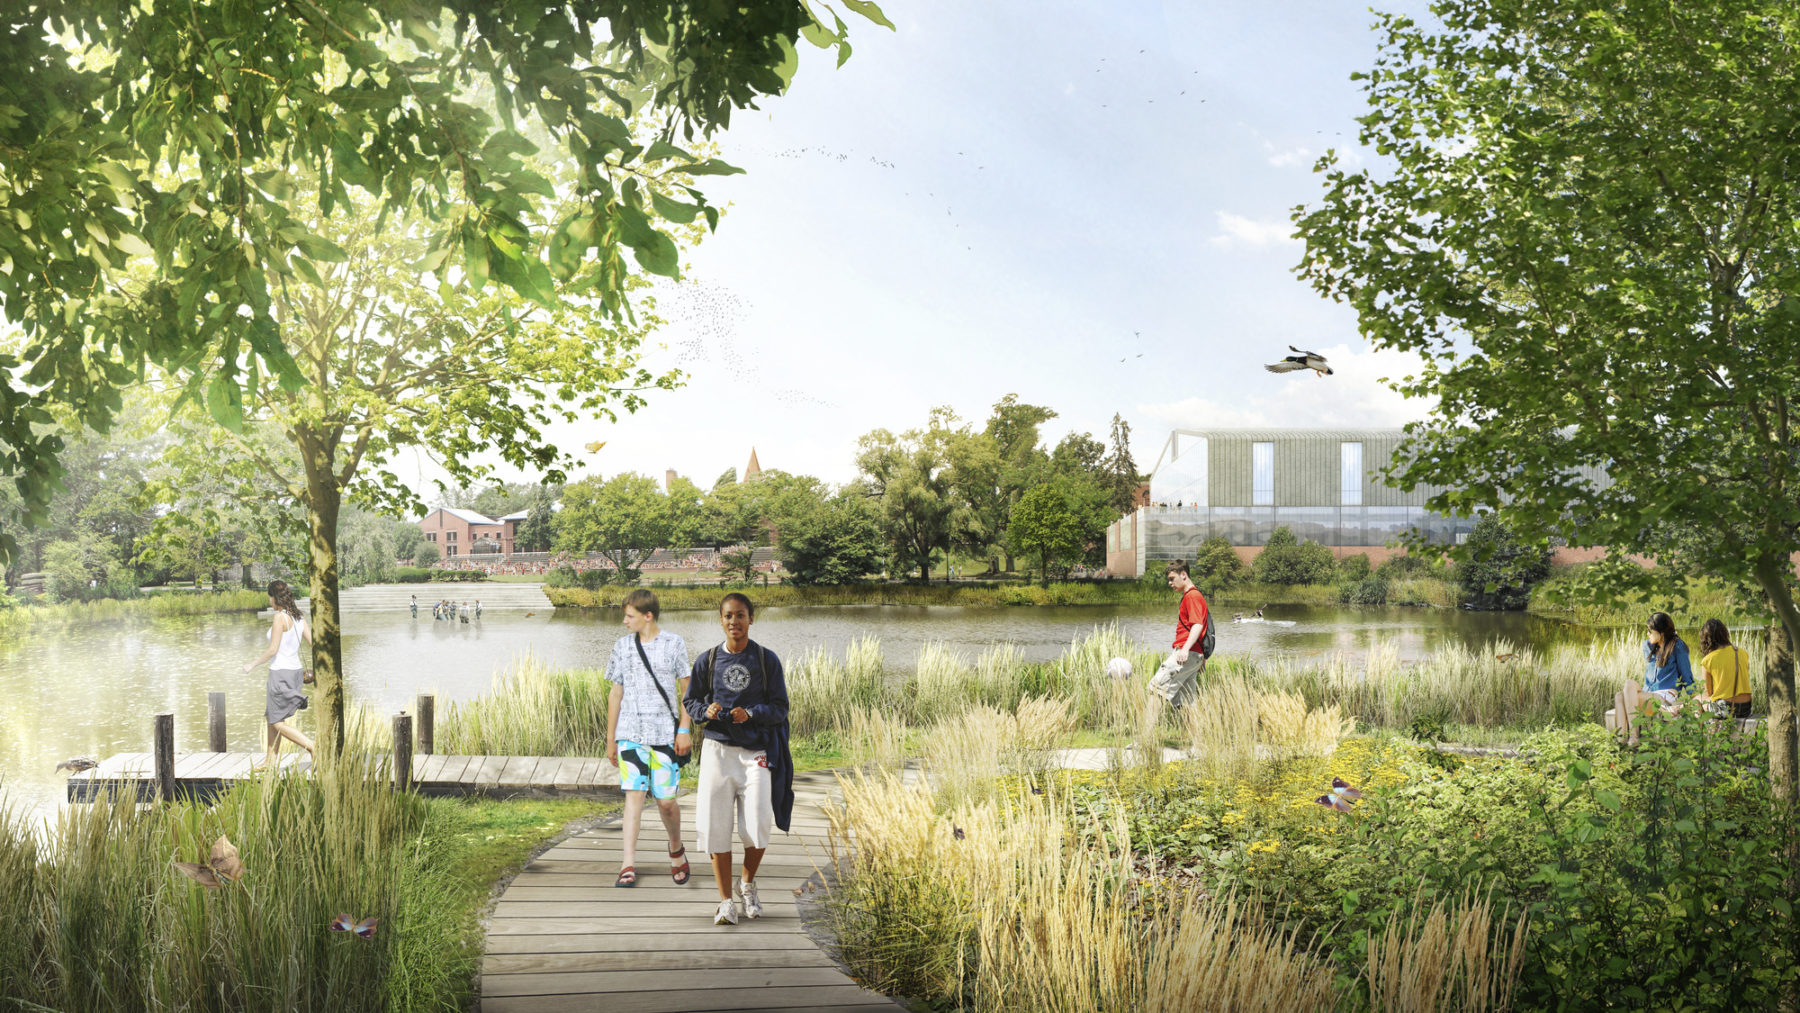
696, 737, 773, 854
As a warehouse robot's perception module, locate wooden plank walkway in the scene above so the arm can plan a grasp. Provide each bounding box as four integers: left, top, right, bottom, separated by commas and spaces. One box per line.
480, 769, 900, 1013
67, 752, 621, 803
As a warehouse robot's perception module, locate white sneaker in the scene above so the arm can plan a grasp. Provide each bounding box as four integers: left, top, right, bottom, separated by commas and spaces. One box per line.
739, 879, 763, 920
713, 897, 739, 926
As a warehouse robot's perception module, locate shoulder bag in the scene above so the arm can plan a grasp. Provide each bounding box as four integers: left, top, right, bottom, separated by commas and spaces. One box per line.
633, 638, 690, 768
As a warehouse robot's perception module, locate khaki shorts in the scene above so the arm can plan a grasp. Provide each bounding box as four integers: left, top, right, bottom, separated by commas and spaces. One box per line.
1149, 651, 1206, 706
697, 737, 773, 854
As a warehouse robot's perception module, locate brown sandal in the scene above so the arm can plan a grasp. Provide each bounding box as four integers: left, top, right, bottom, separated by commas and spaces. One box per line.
668, 846, 690, 886
615, 867, 637, 888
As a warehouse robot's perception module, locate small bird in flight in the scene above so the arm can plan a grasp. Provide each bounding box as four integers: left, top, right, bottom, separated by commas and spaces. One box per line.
1265, 346, 1333, 377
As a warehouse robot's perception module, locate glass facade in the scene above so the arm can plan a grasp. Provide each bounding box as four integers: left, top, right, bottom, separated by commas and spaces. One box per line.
1252, 442, 1274, 505
1153, 435, 1208, 506
1340, 442, 1363, 506
1134, 505, 1475, 562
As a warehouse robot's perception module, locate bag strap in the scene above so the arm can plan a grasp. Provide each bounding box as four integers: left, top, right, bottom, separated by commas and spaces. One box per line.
633, 637, 683, 738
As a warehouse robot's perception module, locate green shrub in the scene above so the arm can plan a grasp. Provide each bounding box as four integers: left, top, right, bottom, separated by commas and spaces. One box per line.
414, 543, 440, 567
1375, 552, 1432, 579
1253, 527, 1337, 585
393, 567, 433, 583
429, 570, 488, 583
1337, 575, 1390, 605
1336, 553, 1372, 581
1458, 516, 1551, 610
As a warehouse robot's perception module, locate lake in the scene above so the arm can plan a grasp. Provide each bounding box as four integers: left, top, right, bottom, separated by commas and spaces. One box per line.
0, 600, 1571, 819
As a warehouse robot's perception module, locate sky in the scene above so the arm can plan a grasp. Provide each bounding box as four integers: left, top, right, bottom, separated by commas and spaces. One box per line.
412, 0, 1437, 500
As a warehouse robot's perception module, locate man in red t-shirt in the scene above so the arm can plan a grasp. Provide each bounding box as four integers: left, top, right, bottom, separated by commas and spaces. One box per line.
1149, 560, 1211, 707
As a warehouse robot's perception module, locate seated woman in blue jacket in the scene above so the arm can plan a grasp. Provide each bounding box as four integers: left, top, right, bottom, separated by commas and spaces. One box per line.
1643, 611, 1696, 706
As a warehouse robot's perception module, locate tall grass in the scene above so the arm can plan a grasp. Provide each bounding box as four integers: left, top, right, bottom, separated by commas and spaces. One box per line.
426, 652, 612, 756
823, 766, 1502, 1012
0, 589, 268, 637
0, 759, 467, 1012
1366, 891, 1530, 1013
788, 637, 886, 738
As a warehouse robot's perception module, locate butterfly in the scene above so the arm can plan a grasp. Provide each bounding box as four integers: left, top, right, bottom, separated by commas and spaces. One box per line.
329, 914, 378, 939
1331, 777, 1364, 801
584, 440, 607, 453
953, 825, 966, 841
1315, 794, 1355, 814
173, 836, 245, 889
1496, 653, 1518, 663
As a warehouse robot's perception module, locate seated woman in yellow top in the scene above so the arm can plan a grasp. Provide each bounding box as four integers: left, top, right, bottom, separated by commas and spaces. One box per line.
1697, 619, 1753, 719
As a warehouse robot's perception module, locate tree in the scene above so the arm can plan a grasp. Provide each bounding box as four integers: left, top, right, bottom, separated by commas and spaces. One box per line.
42, 531, 136, 602
1295, 0, 1800, 795
777, 493, 885, 585
0, 1, 892, 567
1457, 516, 1553, 611
717, 547, 758, 584
1253, 527, 1336, 586
512, 485, 561, 552
554, 472, 673, 578
338, 509, 399, 587
1008, 480, 1087, 587
155, 174, 679, 754
1189, 535, 1249, 590
984, 394, 1056, 570
857, 422, 956, 581
392, 520, 424, 565
415, 542, 441, 568
1104, 413, 1142, 517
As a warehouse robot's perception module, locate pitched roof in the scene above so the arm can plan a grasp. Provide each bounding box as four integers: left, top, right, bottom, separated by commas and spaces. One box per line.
743, 446, 762, 480
499, 510, 530, 521
440, 507, 501, 526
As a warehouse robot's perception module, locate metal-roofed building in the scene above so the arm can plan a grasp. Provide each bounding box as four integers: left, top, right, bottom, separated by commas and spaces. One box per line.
1104, 427, 1609, 577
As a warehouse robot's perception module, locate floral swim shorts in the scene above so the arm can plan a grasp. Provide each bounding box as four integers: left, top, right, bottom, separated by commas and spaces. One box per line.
617, 740, 682, 799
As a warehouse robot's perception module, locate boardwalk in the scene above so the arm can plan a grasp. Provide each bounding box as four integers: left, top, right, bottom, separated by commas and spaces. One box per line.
481, 769, 900, 1013
67, 752, 621, 803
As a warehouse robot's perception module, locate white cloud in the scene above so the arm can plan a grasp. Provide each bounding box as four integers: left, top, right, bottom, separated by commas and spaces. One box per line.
1135, 343, 1432, 432
1207, 211, 1298, 248
1266, 145, 1315, 168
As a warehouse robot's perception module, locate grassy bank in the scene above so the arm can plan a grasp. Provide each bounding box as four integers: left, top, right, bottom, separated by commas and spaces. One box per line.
0, 588, 268, 637
811, 635, 1790, 1009
543, 578, 1459, 612
0, 653, 619, 1013
1528, 571, 1768, 628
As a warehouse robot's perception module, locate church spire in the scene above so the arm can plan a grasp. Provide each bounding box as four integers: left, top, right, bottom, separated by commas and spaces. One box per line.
743, 447, 762, 482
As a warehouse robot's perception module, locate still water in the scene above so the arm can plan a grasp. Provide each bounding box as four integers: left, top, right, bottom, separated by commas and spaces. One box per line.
0, 600, 1570, 819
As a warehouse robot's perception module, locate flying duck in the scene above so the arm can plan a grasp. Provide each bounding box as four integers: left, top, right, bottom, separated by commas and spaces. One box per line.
1265, 346, 1333, 377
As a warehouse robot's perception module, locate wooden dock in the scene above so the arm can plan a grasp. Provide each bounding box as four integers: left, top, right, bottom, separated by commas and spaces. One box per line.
480, 769, 900, 1012
68, 752, 620, 803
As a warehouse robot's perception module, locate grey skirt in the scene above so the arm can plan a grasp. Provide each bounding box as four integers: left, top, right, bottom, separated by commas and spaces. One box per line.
266, 668, 307, 724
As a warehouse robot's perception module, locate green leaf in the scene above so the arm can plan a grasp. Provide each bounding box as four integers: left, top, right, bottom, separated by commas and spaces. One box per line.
651, 191, 700, 224
772, 36, 800, 89
842, 0, 896, 29
678, 158, 746, 177
97, 162, 136, 192
113, 232, 153, 258
644, 138, 692, 163
463, 233, 491, 290
800, 21, 837, 48
294, 233, 349, 262
205, 372, 244, 433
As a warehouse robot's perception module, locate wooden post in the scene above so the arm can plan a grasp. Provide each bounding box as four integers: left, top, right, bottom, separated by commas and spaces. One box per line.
208, 692, 227, 752
393, 712, 413, 792
154, 713, 176, 803
415, 693, 435, 756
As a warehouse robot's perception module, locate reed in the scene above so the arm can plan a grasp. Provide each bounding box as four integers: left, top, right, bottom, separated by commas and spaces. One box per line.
0, 758, 453, 1012
823, 767, 1345, 1012
1182, 676, 1263, 784
429, 652, 612, 756
844, 706, 910, 774
1366, 891, 1530, 1013
788, 637, 887, 737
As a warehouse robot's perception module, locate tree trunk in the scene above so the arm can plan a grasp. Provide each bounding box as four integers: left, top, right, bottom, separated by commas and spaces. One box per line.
1752, 555, 1800, 804
300, 431, 345, 757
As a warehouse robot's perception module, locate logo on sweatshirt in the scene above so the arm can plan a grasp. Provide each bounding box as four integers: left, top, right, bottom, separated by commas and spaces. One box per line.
720, 661, 752, 693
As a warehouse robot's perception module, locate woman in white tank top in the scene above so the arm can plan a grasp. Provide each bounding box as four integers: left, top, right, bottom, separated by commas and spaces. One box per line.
241, 580, 316, 768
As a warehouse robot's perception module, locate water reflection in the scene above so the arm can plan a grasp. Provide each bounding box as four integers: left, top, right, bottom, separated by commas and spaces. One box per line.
0, 602, 1569, 820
